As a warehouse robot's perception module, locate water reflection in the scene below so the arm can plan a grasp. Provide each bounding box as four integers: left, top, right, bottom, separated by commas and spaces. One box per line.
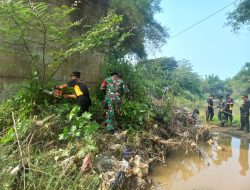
213, 135, 232, 166
152, 135, 250, 190
239, 141, 249, 176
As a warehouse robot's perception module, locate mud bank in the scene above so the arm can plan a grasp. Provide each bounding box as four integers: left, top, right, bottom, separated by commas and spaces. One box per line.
209, 125, 250, 141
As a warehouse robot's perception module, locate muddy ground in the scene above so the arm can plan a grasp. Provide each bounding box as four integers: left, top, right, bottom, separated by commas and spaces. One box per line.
208, 125, 250, 141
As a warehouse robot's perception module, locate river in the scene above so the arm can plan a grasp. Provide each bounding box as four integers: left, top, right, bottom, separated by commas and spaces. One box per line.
152, 134, 250, 190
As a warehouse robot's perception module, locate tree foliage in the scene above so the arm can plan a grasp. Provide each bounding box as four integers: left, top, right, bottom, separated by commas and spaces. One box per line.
201, 74, 232, 97
226, 62, 250, 96
111, 0, 168, 58
227, 0, 250, 31
137, 57, 202, 100
172, 60, 202, 97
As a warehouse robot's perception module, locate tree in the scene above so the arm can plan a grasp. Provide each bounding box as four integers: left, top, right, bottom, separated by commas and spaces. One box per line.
136, 57, 202, 100
227, 62, 250, 96
201, 74, 232, 97
0, 0, 128, 86
227, 0, 250, 31
110, 0, 168, 58
173, 60, 202, 97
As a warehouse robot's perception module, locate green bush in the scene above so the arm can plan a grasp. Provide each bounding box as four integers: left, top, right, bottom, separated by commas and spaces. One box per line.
119, 100, 154, 129
101, 56, 146, 102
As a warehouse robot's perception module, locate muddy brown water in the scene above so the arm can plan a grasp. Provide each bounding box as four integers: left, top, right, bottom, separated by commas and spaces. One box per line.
152, 134, 250, 190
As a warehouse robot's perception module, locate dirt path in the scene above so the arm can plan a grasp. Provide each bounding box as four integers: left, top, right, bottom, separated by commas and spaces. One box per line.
208, 124, 250, 141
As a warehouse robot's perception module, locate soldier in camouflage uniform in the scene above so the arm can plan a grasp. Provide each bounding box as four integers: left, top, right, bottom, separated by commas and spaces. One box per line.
239, 95, 250, 132
100, 72, 129, 133
217, 96, 226, 127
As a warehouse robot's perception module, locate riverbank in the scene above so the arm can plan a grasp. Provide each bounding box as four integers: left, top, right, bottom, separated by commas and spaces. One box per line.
208, 125, 250, 141
0, 105, 211, 190
151, 133, 250, 190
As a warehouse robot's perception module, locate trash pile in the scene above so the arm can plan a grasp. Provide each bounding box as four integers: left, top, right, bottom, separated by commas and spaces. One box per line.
94, 107, 210, 190
2, 107, 210, 190
173, 107, 195, 127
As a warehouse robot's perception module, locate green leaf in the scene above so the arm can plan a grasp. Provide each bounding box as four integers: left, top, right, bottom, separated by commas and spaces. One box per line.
70, 125, 77, 133
58, 134, 65, 140
82, 112, 92, 120
76, 149, 85, 158
0, 127, 14, 144
75, 131, 81, 137
69, 107, 78, 121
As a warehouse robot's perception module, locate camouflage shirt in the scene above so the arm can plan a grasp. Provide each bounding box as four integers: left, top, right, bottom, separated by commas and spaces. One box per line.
101, 76, 129, 97
217, 100, 225, 110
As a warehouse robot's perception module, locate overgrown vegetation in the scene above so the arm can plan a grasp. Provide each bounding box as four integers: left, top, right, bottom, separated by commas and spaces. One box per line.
1, 0, 249, 189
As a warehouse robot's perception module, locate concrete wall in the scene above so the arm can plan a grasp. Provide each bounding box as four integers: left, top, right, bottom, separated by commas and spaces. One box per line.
0, 50, 33, 83
0, 0, 109, 93
55, 51, 106, 86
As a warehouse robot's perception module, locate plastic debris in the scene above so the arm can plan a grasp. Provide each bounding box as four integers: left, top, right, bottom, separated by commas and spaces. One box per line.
60, 156, 76, 170
109, 171, 125, 190
207, 139, 213, 145
133, 155, 149, 178
80, 154, 91, 173
10, 164, 21, 175
95, 154, 118, 171
108, 144, 122, 151
216, 145, 222, 151
120, 159, 129, 172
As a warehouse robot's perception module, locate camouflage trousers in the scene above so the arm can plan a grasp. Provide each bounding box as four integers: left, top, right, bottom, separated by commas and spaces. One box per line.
240, 114, 249, 131
104, 95, 121, 131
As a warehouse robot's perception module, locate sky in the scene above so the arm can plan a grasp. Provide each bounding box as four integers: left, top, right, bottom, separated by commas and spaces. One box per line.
149, 0, 250, 80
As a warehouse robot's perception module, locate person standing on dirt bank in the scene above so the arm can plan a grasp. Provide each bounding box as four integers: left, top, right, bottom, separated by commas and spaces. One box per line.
239, 95, 250, 132
225, 94, 234, 125
58, 71, 91, 117
100, 72, 129, 133
217, 96, 225, 126
206, 95, 214, 121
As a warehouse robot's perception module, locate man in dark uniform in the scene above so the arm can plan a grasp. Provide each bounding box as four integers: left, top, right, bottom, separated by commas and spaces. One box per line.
58, 71, 91, 117
206, 95, 214, 121
225, 94, 234, 125
239, 95, 250, 132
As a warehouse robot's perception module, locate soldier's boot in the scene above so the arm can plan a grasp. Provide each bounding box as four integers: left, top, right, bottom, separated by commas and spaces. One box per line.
106, 119, 115, 134
221, 121, 225, 127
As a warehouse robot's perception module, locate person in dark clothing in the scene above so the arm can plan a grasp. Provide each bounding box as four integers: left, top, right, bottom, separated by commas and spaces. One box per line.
238, 95, 250, 132
225, 94, 234, 125
192, 109, 200, 126
58, 71, 91, 117
206, 95, 214, 121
